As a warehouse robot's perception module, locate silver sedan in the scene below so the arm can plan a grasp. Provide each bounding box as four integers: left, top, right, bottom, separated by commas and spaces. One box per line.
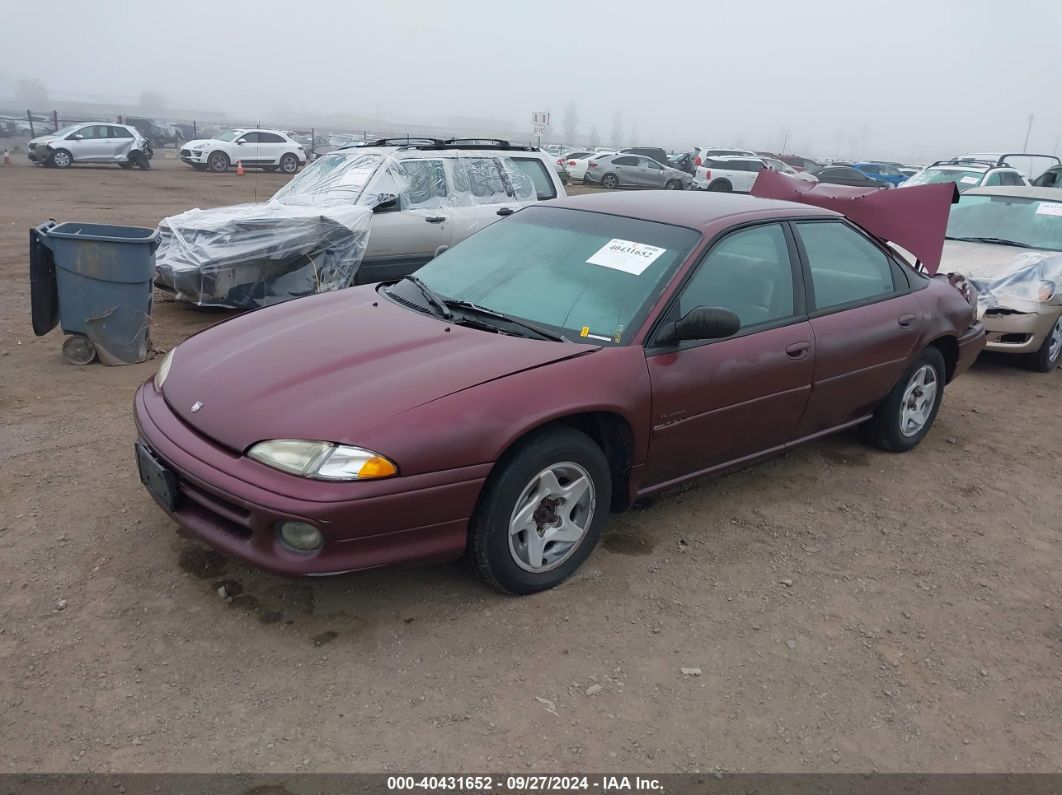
585, 153, 692, 190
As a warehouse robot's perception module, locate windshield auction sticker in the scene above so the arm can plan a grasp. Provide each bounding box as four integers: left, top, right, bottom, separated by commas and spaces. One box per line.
1035, 203, 1062, 216
587, 239, 666, 276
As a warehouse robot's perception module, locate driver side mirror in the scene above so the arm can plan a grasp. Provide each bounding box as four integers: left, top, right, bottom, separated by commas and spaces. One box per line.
373, 193, 399, 213
655, 306, 741, 345
69, 134, 83, 140
235, 138, 245, 145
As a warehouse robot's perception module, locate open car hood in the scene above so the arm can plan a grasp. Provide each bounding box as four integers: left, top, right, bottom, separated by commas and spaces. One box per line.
751, 169, 958, 274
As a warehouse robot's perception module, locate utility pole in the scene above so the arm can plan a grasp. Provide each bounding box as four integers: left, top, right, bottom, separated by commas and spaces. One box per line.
1023, 114, 1034, 152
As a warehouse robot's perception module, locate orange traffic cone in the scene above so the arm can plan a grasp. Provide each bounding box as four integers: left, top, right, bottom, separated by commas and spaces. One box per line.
3, 150, 11, 167
235, 160, 244, 176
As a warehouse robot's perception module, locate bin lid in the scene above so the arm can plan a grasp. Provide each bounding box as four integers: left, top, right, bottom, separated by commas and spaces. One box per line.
48, 222, 159, 245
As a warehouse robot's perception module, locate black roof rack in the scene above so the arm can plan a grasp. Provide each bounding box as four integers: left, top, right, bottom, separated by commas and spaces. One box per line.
345, 137, 536, 152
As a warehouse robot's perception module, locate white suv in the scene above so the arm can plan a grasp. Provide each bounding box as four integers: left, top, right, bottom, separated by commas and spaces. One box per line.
901, 156, 1028, 192
180, 128, 307, 173
691, 155, 766, 192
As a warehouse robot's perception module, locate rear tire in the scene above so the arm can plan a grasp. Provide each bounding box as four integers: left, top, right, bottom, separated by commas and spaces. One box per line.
467, 427, 611, 595
601, 173, 619, 189
863, 347, 946, 452
207, 151, 230, 173
279, 153, 299, 174
1027, 315, 1062, 372
117, 161, 133, 170
708, 179, 731, 192
665, 179, 682, 190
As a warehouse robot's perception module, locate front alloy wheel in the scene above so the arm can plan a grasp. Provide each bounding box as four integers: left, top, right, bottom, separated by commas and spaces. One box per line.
864, 347, 945, 452
508, 463, 596, 573
1029, 315, 1062, 372
468, 427, 611, 594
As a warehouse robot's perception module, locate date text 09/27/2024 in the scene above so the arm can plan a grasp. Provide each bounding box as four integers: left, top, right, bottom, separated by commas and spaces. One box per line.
386, 775, 664, 792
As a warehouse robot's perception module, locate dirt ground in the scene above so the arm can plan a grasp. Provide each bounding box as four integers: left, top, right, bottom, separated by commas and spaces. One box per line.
0, 154, 1059, 775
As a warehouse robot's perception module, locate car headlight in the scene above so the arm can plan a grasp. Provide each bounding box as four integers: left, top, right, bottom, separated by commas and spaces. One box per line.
192, 143, 208, 150
247, 440, 398, 480
154, 349, 175, 390
1038, 281, 1056, 302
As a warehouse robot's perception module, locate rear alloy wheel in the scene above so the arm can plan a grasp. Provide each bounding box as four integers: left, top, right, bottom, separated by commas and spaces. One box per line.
601, 173, 619, 189
864, 347, 945, 452
468, 427, 611, 594
279, 153, 300, 174
1028, 315, 1062, 372
50, 149, 72, 169
665, 179, 682, 190
208, 151, 230, 173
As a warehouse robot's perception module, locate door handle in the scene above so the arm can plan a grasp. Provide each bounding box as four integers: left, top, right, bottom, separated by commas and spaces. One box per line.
785, 342, 811, 360
897, 313, 916, 328
497, 207, 514, 217
425, 216, 446, 224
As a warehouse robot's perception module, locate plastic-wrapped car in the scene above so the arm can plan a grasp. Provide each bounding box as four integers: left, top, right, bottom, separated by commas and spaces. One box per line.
154, 138, 566, 309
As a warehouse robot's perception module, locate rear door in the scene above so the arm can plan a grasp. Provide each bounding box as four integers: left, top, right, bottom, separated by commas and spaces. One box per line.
644, 222, 814, 487
257, 132, 288, 165
790, 220, 922, 438
357, 157, 452, 284
610, 155, 640, 187
107, 125, 135, 161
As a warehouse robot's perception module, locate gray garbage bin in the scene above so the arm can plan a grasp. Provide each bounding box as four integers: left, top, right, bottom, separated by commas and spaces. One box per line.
30, 220, 159, 365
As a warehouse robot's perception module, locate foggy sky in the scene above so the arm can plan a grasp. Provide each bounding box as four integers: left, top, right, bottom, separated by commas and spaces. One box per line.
2, 0, 1061, 163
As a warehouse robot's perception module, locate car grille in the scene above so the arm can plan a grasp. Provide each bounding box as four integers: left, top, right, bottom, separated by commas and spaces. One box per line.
998, 333, 1032, 345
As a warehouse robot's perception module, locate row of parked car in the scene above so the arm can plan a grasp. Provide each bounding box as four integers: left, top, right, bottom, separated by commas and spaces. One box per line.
129, 135, 1061, 597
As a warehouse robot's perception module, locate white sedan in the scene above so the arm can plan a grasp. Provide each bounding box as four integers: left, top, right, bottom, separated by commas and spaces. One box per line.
180, 128, 307, 173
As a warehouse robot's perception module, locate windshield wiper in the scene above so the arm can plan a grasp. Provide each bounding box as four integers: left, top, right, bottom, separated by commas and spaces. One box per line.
445, 300, 570, 343
400, 275, 453, 320
946, 236, 1035, 248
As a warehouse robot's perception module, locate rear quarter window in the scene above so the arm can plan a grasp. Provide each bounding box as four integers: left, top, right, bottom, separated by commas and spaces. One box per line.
510, 158, 558, 200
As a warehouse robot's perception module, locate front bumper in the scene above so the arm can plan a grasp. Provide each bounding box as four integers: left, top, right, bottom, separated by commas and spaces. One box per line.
180, 148, 208, 165
134, 383, 485, 577
980, 308, 1059, 355
27, 145, 50, 163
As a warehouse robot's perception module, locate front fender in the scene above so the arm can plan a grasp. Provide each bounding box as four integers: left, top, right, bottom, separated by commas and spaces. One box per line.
351, 345, 653, 478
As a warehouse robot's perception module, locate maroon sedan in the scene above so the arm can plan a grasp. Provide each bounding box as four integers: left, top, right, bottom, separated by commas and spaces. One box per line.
135, 185, 984, 594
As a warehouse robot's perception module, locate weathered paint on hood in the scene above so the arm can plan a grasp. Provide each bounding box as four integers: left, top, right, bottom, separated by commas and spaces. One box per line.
751, 169, 958, 274
161, 286, 596, 452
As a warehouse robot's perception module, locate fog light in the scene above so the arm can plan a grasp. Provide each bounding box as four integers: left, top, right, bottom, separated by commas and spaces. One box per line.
278, 521, 323, 552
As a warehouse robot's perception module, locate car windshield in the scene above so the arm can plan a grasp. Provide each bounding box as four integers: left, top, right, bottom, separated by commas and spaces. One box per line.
905, 168, 983, 191
946, 195, 1062, 251
407, 206, 700, 345
272, 152, 385, 205
214, 129, 242, 142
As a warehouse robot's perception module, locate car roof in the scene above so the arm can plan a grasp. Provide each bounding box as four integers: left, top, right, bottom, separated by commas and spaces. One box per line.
328, 145, 548, 159
962, 186, 1062, 201
711, 155, 762, 162
543, 190, 838, 230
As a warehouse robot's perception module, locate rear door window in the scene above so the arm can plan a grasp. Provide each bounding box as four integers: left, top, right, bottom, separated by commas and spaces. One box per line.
613, 156, 639, 166
796, 221, 897, 311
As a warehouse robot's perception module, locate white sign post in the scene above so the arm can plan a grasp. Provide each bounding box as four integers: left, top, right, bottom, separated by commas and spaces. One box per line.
531, 111, 550, 145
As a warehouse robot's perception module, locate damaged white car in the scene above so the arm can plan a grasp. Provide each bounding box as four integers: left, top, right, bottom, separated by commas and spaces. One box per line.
944, 186, 1062, 371
154, 138, 566, 309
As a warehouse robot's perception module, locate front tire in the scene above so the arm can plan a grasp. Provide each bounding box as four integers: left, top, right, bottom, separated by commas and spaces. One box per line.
468, 427, 611, 594
207, 151, 230, 173
601, 173, 619, 189
279, 153, 299, 174
50, 149, 72, 169
1027, 315, 1062, 372
864, 347, 946, 452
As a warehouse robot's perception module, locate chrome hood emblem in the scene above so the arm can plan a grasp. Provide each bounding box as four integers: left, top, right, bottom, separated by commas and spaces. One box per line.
190, 401, 203, 413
